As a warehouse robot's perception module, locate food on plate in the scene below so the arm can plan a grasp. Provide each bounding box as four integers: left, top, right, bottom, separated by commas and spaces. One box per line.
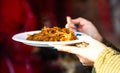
75, 41, 89, 48
26, 27, 77, 41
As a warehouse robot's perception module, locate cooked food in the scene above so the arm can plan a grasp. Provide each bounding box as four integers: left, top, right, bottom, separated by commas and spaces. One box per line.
75, 41, 89, 48
26, 27, 77, 41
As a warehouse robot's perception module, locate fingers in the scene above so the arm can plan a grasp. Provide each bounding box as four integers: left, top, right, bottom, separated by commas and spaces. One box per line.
65, 16, 74, 28
66, 16, 71, 24
53, 45, 83, 55
65, 16, 78, 31
65, 16, 86, 30
72, 17, 92, 26
53, 45, 94, 66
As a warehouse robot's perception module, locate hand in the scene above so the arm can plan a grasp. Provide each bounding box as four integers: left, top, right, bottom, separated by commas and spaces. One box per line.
52, 34, 106, 66
65, 16, 102, 41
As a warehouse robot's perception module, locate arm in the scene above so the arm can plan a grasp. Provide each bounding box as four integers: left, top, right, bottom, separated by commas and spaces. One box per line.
52, 16, 120, 73
92, 47, 120, 73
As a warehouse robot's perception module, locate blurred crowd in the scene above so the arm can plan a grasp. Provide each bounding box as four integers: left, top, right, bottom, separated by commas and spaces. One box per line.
0, 0, 71, 73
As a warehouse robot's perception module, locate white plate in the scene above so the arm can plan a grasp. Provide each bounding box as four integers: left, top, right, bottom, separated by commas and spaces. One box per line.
12, 30, 83, 47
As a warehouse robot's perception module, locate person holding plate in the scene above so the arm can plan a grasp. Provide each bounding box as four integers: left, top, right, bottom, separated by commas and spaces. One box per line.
52, 16, 120, 73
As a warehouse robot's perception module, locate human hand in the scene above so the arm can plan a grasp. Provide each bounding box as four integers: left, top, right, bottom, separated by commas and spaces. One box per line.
65, 16, 102, 41
52, 34, 106, 66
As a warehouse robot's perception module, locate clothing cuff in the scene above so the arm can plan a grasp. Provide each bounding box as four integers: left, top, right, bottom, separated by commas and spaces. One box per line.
93, 47, 118, 71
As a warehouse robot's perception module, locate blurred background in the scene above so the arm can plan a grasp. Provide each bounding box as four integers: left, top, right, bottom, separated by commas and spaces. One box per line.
0, 0, 120, 73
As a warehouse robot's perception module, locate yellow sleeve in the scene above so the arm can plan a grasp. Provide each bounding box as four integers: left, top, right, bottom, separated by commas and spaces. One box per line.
92, 47, 120, 73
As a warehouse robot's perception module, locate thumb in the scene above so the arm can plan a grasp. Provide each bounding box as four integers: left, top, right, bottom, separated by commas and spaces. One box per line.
65, 16, 72, 28
66, 16, 72, 24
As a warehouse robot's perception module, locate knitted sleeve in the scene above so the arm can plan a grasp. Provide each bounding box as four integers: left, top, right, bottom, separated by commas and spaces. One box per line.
92, 47, 120, 73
